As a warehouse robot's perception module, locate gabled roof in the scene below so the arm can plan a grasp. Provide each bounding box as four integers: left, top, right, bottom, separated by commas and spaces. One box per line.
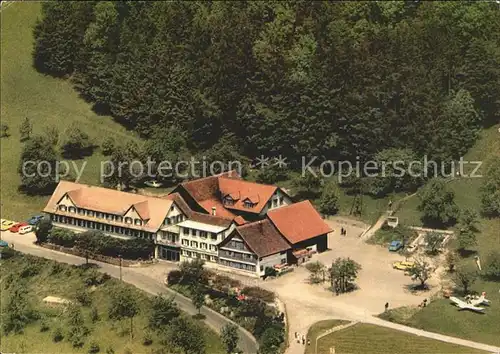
179, 170, 241, 202
44, 181, 173, 232
188, 211, 234, 228
267, 200, 332, 244
218, 177, 278, 214
224, 220, 290, 258
163, 192, 193, 218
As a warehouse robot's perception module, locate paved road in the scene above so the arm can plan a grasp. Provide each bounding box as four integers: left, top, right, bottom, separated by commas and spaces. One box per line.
0, 231, 258, 353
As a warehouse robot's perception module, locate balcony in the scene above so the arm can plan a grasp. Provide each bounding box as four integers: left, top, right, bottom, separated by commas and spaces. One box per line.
156, 237, 180, 247
219, 250, 257, 264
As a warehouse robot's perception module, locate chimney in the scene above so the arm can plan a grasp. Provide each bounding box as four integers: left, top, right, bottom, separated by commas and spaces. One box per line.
212, 207, 216, 216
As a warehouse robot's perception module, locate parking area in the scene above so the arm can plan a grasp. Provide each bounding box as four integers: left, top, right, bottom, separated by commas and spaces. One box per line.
258, 216, 442, 354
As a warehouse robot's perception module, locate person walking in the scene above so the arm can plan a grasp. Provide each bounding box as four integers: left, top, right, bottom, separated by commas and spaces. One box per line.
302, 335, 305, 345
385, 302, 389, 312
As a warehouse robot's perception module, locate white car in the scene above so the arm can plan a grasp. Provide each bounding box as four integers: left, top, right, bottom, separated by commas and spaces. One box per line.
19, 225, 33, 234
144, 180, 163, 188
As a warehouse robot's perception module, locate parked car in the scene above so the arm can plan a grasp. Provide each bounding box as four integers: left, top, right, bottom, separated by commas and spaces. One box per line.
0, 220, 16, 231
144, 180, 163, 188
9, 222, 29, 233
19, 225, 33, 234
406, 244, 418, 253
392, 261, 415, 271
27, 215, 44, 225
0, 240, 9, 247
388, 240, 403, 252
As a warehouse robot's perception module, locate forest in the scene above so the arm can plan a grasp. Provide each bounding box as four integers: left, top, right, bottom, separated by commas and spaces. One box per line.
33, 1, 500, 166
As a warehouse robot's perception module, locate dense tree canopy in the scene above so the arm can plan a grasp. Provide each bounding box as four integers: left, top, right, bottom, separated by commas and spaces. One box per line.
33, 1, 500, 167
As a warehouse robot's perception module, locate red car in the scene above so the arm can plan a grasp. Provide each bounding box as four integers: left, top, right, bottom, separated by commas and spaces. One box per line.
9, 222, 29, 233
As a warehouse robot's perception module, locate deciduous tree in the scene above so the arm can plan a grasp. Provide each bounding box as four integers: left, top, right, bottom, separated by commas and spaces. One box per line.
328, 258, 361, 295
108, 286, 139, 340
481, 157, 500, 217
149, 294, 180, 329
18, 135, 58, 195
408, 257, 433, 289
418, 178, 459, 227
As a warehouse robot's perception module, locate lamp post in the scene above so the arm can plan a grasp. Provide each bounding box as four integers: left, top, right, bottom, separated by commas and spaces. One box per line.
118, 254, 122, 281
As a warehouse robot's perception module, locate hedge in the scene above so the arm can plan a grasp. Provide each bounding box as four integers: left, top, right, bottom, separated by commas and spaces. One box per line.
48, 228, 154, 260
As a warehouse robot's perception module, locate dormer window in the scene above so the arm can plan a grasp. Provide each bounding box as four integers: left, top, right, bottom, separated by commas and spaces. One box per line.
134, 219, 142, 226
243, 200, 254, 208
68, 206, 76, 213
59, 205, 67, 212
125, 217, 133, 224
223, 196, 235, 206
116, 216, 123, 223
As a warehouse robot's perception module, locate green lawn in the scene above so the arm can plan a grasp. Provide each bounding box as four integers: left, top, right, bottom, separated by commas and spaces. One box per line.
0, 251, 224, 354
309, 323, 485, 354
0, 2, 140, 221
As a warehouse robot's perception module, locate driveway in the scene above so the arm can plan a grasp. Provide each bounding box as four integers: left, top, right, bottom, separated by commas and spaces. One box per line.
257, 216, 465, 354
0, 231, 258, 354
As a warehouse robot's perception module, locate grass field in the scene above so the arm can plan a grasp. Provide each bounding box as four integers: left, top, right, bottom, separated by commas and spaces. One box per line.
0, 2, 140, 221
307, 322, 485, 354
0, 251, 224, 354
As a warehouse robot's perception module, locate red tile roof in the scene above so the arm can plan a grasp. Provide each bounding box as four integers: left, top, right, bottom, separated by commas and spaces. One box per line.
229, 220, 290, 258
163, 192, 193, 218
188, 211, 234, 227
179, 170, 241, 202
176, 170, 282, 215
43, 181, 173, 232
267, 200, 332, 244
218, 177, 278, 214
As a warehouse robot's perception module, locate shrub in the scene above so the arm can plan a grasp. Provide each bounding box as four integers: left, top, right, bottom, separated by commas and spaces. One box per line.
101, 137, 115, 156
49, 228, 77, 247
90, 307, 100, 323
484, 251, 500, 281
88, 341, 100, 353
241, 287, 275, 303
76, 288, 92, 306
143, 330, 153, 346
53, 327, 64, 342
40, 319, 50, 332
84, 270, 110, 287
20, 262, 42, 278
105, 347, 115, 354
167, 270, 183, 285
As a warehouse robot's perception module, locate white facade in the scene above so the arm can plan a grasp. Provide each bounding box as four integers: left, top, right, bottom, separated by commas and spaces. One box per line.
179, 221, 236, 263
260, 189, 292, 216
257, 251, 287, 277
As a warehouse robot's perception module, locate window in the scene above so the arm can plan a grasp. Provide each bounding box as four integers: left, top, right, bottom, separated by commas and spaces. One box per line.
191, 241, 198, 248
165, 218, 171, 225
58, 205, 67, 212
177, 215, 182, 222
281, 258, 286, 264
211, 233, 217, 241
200, 231, 207, 238
201, 243, 207, 250
243, 201, 253, 208
223, 196, 235, 205
182, 239, 189, 246
183, 227, 189, 235
134, 219, 142, 226
191, 229, 197, 236
117, 216, 123, 223
267, 201, 272, 208
170, 206, 174, 211
260, 265, 264, 272
125, 217, 132, 224
279, 197, 283, 205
